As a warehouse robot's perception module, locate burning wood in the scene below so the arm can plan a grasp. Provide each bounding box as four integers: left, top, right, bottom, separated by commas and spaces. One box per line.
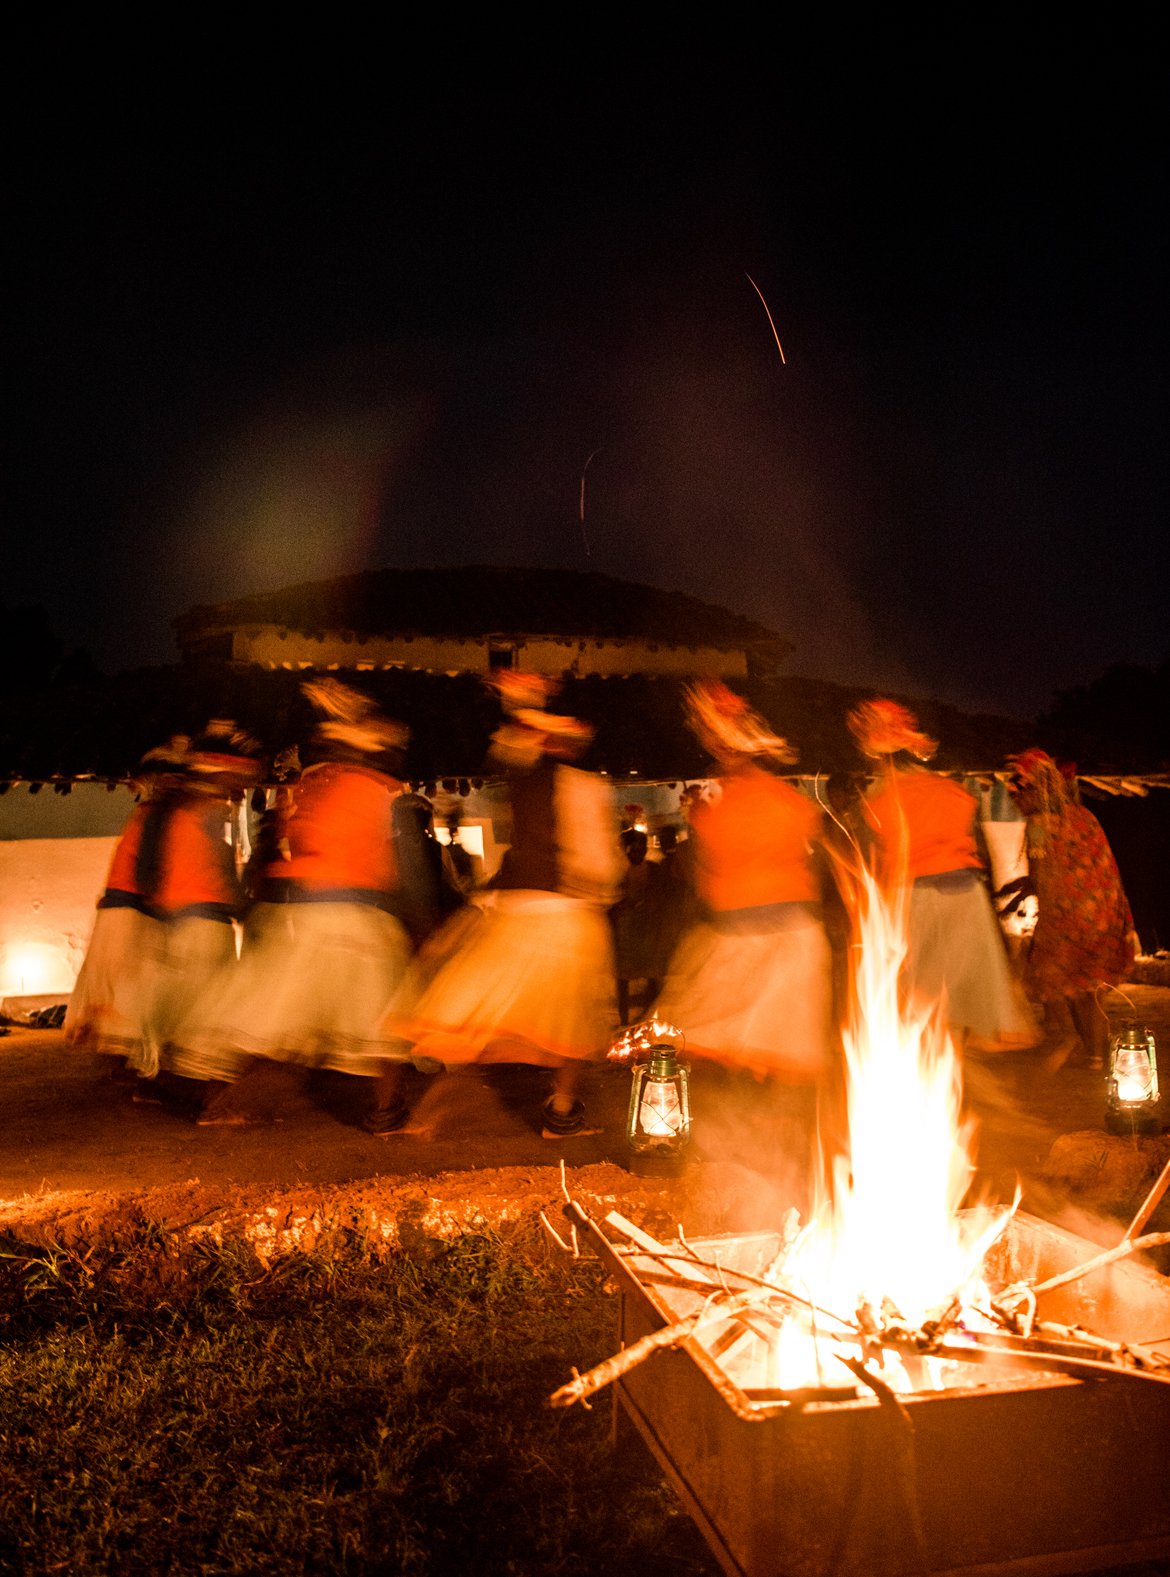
548, 1206, 1170, 1412
555, 1211, 1170, 1576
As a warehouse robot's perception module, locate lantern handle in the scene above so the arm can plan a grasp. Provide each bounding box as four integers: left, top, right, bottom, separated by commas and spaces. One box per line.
1102, 981, 1140, 1019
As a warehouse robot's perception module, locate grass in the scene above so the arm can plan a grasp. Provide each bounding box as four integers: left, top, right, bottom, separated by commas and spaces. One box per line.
0, 1224, 719, 1577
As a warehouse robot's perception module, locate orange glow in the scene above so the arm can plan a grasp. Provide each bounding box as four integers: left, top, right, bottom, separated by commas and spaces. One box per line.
607, 1016, 683, 1063
1, 940, 74, 997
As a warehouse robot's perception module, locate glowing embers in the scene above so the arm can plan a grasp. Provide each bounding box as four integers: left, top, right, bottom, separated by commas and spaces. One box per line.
678, 1212, 1009, 1400
606, 1015, 682, 1064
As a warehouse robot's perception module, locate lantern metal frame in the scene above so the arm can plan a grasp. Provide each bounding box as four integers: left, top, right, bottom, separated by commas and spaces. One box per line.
624, 1033, 692, 1176
1105, 1021, 1162, 1136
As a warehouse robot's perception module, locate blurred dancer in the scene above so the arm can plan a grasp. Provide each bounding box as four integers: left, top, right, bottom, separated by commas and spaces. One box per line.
439, 803, 479, 897
64, 736, 190, 1082
145, 721, 263, 1101
170, 679, 414, 1123
609, 826, 662, 1026
391, 789, 466, 949
643, 821, 703, 988
650, 680, 833, 1085
370, 673, 622, 1137
1004, 748, 1137, 1068
848, 699, 1038, 1054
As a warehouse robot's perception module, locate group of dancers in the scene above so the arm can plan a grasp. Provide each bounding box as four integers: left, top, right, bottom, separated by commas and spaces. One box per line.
64, 671, 1138, 1136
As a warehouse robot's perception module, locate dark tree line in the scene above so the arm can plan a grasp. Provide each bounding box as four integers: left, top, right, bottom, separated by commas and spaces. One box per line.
0, 601, 103, 697
1036, 660, 1170, 775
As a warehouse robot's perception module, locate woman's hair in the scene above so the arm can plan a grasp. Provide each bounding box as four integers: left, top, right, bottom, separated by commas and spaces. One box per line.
1007, 748, 1071, 858
846, 698, 937, 761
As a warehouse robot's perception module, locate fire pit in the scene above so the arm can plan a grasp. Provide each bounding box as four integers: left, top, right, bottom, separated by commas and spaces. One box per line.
552, 855, 1170, 1574
557, 1202, 1170, 1577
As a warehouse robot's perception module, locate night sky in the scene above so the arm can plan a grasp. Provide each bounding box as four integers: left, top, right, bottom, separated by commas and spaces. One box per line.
10, 26, 1167, 722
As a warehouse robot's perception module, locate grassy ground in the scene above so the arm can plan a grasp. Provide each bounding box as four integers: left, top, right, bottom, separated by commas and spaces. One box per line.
0, 1225, 718, 1577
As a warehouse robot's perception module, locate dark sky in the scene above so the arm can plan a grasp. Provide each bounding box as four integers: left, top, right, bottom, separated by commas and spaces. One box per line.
9, 26, 1167, 721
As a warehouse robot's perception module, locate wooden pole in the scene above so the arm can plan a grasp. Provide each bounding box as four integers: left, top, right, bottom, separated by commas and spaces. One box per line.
1122, 1153, 1170, 1242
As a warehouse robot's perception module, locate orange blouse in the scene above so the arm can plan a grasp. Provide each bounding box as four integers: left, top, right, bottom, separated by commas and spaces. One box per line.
863, 770, 981, 882
275, 762, 399, 894
152, 793, 241, 916
690, 765, 821, 911
103, 803, 156, 897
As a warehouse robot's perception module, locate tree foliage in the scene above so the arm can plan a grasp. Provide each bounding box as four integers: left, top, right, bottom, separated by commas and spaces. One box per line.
1037, 660, 1170, 774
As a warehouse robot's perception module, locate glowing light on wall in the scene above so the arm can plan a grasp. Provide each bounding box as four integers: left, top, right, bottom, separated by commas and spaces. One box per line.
0, 940, 74, 998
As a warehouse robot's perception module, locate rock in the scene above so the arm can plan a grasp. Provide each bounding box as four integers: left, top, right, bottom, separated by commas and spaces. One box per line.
1041, 1128, 1170, 1201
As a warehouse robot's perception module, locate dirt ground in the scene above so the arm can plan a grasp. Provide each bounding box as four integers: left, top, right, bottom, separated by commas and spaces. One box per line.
2, 984, 1169, 1264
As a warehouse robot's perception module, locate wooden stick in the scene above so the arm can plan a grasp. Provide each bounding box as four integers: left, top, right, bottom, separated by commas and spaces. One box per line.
1024, 1319, 1169, 1372
601, 1211, 799, 1347
548, 1287, 778, 1409
891, 1332, 1170, 1388
997, 1230, 1170, 1308
1122, 1154, 1170, 1242
603, 1211, 852, 1330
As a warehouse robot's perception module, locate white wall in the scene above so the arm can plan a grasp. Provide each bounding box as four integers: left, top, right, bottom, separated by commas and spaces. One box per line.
0, 836, 113, 997
231, 625, 747, 679
0, 781, 133, 1000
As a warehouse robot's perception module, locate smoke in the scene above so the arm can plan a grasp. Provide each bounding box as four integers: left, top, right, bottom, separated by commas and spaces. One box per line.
160, 353, 434, 615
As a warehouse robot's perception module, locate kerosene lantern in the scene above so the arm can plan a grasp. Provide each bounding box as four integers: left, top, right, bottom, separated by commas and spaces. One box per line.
1105, 1023, 1162, 1136
612, 1020, 692, 1176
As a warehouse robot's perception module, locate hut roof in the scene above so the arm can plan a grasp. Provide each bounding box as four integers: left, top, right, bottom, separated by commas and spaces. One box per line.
173, 565, 793, 657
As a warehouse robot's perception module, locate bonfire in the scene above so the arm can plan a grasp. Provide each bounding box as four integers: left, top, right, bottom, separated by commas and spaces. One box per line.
549, 861, 1170, 1410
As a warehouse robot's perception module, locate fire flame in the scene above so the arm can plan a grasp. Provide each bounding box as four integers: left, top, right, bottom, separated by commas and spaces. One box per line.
719, 861, 1014, 1394
607, 1016, 682, 1062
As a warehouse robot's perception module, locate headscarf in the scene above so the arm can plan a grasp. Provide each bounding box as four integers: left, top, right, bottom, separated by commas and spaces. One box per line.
1008, 748, 1066, 793
1006, 748, 1071, 857
186, 719, 264, 792
132, 735, 190, 798
301, 678, 408, 763
486, 672, 594, 767
683, 679, 797, 765
486, 670, 559, 716
846, 698, 938, 761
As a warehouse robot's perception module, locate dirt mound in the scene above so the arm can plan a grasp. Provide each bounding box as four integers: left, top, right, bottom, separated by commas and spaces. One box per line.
0, 1159, 794, 1264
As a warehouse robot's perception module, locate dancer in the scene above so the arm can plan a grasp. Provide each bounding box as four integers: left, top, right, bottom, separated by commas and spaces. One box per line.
145, 721, 263, 1101
369, 673, 622, 1137
649, 680, 834, 1085
847, 698, 1038, 1054
168, 679, 414, 1123
64, 735, 190, 1082
1004, 747, 1137, 1068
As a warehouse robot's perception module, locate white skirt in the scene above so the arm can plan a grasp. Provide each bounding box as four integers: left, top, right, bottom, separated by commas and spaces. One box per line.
903, 881, 1038, 1048
166, 901, 413, 1081
64, 907, 168, 1071
652, 911, 833, 1081
387, 891, 616, 1067
151, 918, 240, 1079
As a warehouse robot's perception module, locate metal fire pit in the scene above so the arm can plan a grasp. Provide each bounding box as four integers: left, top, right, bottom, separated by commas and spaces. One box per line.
572, 1207, 1170, 1577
